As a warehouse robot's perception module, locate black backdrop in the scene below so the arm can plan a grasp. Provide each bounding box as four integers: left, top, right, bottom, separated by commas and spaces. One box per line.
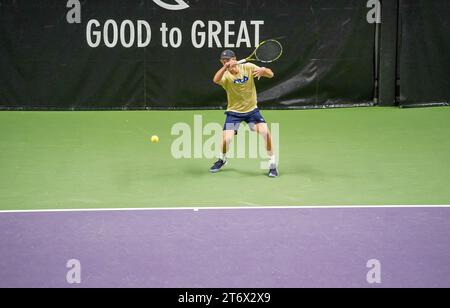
1, 0, 450, 110
398, 0, 450, 107
0, 0, 375, 110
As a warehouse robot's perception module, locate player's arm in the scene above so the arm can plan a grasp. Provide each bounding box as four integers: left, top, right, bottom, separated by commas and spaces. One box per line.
253, 67, 274, 79
213, 60, 236, 85
213, 65, 228, 85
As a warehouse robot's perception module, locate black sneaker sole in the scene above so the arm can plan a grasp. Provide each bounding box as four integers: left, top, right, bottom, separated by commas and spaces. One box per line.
268, 170, 279, 178
209, 161, 228, 173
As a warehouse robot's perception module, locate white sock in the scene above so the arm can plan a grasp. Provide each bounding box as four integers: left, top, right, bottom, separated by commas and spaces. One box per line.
269, 155, 276, 167
220, 153, 227, 161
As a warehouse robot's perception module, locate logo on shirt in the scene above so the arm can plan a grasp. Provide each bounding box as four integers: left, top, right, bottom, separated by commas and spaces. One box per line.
233, 76, 249, 84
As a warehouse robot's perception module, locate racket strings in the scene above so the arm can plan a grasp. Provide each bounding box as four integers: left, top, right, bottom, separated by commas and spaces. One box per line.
255, 40, 282, 63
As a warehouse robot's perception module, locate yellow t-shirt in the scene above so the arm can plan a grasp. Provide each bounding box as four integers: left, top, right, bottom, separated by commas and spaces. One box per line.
219, 63, 260, 113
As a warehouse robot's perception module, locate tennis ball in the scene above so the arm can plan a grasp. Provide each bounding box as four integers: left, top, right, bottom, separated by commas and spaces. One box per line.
151, 135, 159, 144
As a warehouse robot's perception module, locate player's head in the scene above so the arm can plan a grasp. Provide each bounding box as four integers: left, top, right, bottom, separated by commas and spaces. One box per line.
220, 49, 236, 65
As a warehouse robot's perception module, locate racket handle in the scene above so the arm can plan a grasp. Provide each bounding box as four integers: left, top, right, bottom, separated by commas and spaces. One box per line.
237, 59, 247, 64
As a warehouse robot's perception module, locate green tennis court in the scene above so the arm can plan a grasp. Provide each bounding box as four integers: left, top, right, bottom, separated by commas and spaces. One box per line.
1, 106, 449, 211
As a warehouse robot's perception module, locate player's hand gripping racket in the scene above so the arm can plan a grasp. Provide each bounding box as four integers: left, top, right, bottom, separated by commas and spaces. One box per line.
237, 39, 283, 64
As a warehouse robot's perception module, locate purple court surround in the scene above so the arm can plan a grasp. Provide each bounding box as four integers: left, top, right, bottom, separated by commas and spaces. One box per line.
0, 207, 450, 288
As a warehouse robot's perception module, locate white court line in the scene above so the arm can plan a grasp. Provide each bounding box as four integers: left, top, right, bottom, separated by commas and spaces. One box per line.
0, 205, 450, 214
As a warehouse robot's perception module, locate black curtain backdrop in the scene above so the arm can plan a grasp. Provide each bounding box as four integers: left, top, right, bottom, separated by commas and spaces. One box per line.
398, 0, 450, 107
0, 0, 376, 110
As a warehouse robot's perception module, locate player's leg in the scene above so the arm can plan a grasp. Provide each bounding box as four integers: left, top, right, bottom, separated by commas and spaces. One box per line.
254, 123, 279, 178
221, 129, 236, 157
210, 113, 240, 173
254, 123, 276, 161
210, 130, 235, 173
246, 109, 279, 177
255, 123, 273, 155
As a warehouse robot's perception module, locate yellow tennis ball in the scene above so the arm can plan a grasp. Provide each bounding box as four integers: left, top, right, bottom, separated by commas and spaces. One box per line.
151, 135, 159, 144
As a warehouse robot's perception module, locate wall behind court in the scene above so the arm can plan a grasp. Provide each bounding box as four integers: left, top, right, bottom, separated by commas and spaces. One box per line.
0, 0, 376, 110
397, 0, 450, 107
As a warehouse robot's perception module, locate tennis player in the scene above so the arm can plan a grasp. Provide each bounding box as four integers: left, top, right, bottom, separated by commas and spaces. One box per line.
210, 50, 278, 178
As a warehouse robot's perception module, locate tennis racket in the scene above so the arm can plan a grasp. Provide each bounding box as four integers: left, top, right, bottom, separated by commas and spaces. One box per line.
237, 39, 283, 64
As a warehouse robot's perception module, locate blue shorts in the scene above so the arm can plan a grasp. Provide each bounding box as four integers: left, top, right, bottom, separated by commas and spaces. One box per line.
223, 108, 266, 134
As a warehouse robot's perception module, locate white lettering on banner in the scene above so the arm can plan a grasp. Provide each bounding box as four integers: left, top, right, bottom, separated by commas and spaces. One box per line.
224, 21, 235, 48
86, 20, 264, 49
169, 27, 183, 48
87, 20, 152, 48
161, 23, 183, 48
208, 21, 222, 48
73, 1, 266, 49
160, 22, 169, 47
236, 21, 251, 48
104, 20, 119, 48
120, 20, 135, 48
191, 20, 264, 48
191, 21, 206, 48
250, 20, 264, 46
137, 21, 152, 48
86, 19, 101, 48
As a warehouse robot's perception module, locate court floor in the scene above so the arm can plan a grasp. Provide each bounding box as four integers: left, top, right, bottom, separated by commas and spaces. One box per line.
0, 107, 449, 211
1, 207, 450, 288
1, 107, 450, 287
